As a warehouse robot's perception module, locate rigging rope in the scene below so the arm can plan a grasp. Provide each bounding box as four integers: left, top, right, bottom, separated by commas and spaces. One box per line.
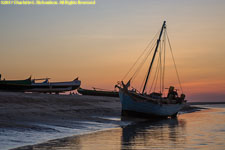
120, 25, 184, 95
148, 30, 166, 94
139, 70, 148, 92
159, 38, 162, 93
166, 30, 184, 93
153, 56, 161, 92
162, 30, 166, 95
149, 53, 160, 93
121, 30, 160, 81
131, 42, 156, 82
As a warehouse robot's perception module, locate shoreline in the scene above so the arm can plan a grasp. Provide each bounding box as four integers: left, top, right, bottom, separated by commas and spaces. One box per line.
0, 92, 209, 150
0, 91, 122, 150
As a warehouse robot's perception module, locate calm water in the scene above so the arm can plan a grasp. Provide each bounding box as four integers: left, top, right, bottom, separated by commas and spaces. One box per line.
15, 105, 225, 150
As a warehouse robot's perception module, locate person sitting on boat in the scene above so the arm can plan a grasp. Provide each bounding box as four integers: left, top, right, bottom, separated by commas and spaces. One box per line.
167, 86, 178, 100
177, 93, 186, 104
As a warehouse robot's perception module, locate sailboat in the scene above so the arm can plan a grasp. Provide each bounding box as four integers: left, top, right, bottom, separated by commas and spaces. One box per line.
115, 21, 186, 118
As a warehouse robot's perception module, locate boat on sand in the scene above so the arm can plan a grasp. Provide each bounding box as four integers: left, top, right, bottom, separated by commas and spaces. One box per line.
0, 75, 32, 92
0, 74, 81, 94
115, 21, 186, 118
77, 87, 119, 97
28, 78, 81, 94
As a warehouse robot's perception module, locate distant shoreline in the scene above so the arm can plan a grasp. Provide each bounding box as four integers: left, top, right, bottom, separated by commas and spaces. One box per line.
188, 102, 225, 105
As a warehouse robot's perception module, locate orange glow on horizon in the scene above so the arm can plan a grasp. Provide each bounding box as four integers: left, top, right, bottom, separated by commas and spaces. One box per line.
1, 0, 225, 102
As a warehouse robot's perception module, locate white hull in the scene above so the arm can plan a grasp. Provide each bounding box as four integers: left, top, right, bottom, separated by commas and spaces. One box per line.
27, 79, 81, 93
119, 89, 185, 117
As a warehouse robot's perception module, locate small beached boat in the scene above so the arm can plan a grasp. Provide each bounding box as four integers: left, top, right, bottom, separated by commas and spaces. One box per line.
115, 21, 186, 118
27, 78, 81, 94
0, 75, 32, 91
77, 87, 119, 97
0, 74, 81, 93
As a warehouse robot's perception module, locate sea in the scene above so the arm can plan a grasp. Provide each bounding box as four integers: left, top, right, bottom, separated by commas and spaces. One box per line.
1, 104, 225, 150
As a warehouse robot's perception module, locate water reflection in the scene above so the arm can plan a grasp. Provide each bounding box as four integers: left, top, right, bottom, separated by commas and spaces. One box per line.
14, 107, 225, 150
121, 118, 186, 150
14, 118, 187, 150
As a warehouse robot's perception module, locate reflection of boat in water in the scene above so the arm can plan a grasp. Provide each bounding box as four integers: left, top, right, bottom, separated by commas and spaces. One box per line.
28, 78, 81, 94
116, 21, 186, 118
0, 74, 81, 93
121, 118, 186, 149
77, 87, 119, 97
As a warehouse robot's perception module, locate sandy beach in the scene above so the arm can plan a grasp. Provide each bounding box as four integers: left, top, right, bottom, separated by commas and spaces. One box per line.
0, 92, 123, 149
0, 91, 203, 150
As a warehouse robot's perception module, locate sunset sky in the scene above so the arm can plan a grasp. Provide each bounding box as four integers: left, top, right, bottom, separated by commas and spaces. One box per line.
0, 0, 225, 102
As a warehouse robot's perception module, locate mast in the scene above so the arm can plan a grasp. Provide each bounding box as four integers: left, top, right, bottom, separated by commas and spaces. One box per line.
142, 21, 166, 94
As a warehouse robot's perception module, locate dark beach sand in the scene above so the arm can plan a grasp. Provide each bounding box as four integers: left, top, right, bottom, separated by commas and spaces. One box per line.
0, 91, 122, 149
0, 91, 203, 150
0, 91, 121, 127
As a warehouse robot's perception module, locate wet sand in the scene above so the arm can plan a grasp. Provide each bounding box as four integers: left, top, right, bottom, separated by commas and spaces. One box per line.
12, 106, 225, 150
0, 91, 123, 150
0, 91, 121, 127
0, 91, 202, 150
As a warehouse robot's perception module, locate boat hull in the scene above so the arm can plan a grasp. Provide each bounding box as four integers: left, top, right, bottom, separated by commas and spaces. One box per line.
27, 80, 81, 93
77, 88, 119, 97
119, 90, 184, 118
0, 78, 32, 92
0, 77, 81, 93
0, 84, 32, 92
